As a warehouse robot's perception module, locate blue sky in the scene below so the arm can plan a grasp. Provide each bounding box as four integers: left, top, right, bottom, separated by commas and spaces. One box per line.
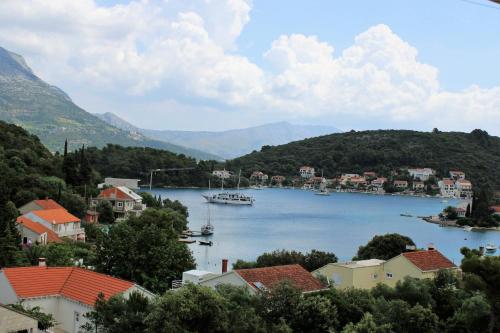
1, 0, 499, 132
239, 0, 500, 90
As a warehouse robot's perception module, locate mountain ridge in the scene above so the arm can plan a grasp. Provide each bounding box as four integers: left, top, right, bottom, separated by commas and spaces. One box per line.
0, 46, 220, 160
95, 112, 341, 159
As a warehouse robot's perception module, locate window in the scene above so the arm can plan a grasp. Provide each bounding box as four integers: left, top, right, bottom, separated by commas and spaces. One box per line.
117, 202, 123, 207
386, 273, 393, 279
372, 273, 378, 280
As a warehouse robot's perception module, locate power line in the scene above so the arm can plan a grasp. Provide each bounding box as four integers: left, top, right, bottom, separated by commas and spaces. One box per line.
459, 0, 500, 10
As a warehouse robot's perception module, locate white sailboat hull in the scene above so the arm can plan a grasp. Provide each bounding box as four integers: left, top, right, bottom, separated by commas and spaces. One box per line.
203, 193, 254, 205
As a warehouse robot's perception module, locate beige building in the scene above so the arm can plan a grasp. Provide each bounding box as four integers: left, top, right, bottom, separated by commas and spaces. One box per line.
313, 249, 457, 289
0, 304, 38, 333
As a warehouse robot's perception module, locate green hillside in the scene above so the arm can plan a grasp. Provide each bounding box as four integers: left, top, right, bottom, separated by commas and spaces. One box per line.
227, 129, 500, 188
0, 47, 219, 160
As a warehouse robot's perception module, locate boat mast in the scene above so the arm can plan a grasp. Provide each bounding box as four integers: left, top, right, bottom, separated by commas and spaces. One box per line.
237, 169, 241, 192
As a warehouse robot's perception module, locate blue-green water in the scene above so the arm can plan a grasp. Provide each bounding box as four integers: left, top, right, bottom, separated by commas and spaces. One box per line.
148, 188, 500, 271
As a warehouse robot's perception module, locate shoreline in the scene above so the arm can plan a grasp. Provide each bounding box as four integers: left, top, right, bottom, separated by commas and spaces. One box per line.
420, 216, 500, 232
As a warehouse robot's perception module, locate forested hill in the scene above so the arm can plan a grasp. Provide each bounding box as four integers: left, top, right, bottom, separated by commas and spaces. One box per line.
227, 129, 500, 188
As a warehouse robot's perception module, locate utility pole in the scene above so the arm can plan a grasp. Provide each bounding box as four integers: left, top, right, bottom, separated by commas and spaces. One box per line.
148, 167, 196, 191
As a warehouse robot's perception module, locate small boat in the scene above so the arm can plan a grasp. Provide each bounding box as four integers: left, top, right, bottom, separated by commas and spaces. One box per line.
400, 212, 413, 217
199, 240, 213, 246
201, 196, 214, 236
463, 226, 473, 232
314, 170, 330, 196
485, 244, 496, 253
441, 200, 448, 203
178, 239, 196, 244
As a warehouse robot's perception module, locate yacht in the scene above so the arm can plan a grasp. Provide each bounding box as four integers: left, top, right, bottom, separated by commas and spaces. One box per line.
201, 193, 214, 235
203, 170, 254, 205
485, 243, 497, 254
314, 170, 330, 196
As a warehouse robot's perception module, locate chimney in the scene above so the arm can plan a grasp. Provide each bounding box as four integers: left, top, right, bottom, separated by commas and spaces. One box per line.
222, 259, 228, 274
427, 243, 435, 250
38, 258, 47, 267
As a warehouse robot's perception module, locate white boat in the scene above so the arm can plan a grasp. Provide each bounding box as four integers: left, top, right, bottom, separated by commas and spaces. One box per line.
314, 170, 330, 196
201, 190, 215, 235
203, 170, 254, 205
485, 243, 497, 253
463, 226, 473, 232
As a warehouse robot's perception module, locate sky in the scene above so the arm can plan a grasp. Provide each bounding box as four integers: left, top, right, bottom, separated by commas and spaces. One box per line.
0, 0, 499, 133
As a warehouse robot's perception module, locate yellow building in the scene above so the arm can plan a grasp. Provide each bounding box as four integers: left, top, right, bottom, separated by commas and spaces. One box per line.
313, 249, 457, 289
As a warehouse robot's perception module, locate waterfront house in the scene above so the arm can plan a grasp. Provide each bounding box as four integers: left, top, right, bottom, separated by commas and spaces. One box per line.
19, 209, 85, 241
456, 207, 466, 218
271, 175, 286, 186
412, 181, 425, 191
393, 180, 408, 189
299, 166, 315, 179
17, 216, 62, 245
199, 264, 325, 294
0, 304, 39, 333
313, 249, 457, 290
92, 186, 146, 219
250, 171, 269, 183
313, 259, 386, 290
438, 179, 455, 197
371, 177, 387, 189
408, 168, 435, 181
18, 198, 65, 215
363, 171, 377, 179
449, 170, 466, 180
98, 177, 141, 190
212, 169, 232, 179
455, 179, 473, 198
0, 264, 154, 333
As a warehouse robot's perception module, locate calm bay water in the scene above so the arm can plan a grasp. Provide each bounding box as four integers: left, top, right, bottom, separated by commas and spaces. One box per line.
148, 188, 500, 271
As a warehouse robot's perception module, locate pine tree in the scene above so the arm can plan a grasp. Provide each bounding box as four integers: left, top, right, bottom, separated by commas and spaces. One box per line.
79, 145, 92, 185
0, 201, 20, 267
465, 203, 471, 218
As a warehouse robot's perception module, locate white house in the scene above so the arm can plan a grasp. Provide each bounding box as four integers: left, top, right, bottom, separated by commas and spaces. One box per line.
455, 179, 473, 198
0, 265, 154, 333
299, 166, 315, 179
92, 186, 146, 219
438, 179, 456, 197
98, 177, 141, 190
20, 209, 85, 241
212, 170, 231, 179
250, 171, 269, 183
449, 171, 466, 180
17, 216, 62, 245
408, 168, 435, 181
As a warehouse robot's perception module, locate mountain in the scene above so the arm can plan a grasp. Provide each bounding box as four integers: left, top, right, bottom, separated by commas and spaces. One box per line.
226, 129, 500, 188
95, 112, 340, 159
0, 47, 220, 160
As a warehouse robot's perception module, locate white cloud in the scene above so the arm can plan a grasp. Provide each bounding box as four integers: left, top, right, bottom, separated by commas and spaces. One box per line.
0, 1, 499, 132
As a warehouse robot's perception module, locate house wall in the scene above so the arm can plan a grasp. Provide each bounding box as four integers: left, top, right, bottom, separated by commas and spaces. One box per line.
0, 306, 38, 333
23, 296, 92, 333
17, 225, 46, 245
0, 272, 19, 304
199, 272, 254, 294
381, 256, 425, 287
313, 264, 354, 289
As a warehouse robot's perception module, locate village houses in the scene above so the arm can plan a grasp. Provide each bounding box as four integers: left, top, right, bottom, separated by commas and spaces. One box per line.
438, 179, 456, 197
0, 263, 154, 333
271, 175, 286, 187
313, 248, 457, 290
408, 168, 435, 181
92, 186, 146, 220
250, 171, 269, 183
16, 199, 85, 243
393, 180, 408, 189
299, 166, 315, 179
212, 169, 231, 179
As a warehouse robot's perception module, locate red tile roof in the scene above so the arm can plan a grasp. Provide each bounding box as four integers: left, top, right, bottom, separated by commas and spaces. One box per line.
2, 267, 135, 306
33, 199, 65, 210
401, 250, 456, 271
32, 209, 80, 225
235, 264, 325, 292
98, 187, 134, 200
17, 216, 62, 243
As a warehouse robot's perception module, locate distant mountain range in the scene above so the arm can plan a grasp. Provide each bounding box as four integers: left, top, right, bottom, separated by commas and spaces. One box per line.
0, 46, 220, 160
95, 112, 341, 159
